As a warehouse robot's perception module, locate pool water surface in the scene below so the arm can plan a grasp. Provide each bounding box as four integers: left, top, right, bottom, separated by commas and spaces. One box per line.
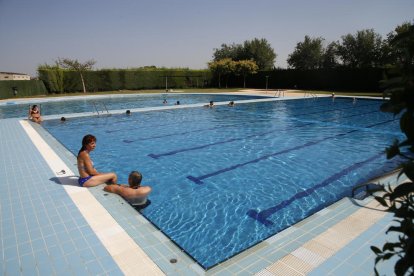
0, 93, 266, 119
42, 97, 403, 269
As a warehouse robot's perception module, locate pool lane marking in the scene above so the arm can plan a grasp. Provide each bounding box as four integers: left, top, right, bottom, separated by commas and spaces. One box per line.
246, 152, 384, 226
186, 118, 396, 184
148, 109, 390, 160
19, 120, 164, 275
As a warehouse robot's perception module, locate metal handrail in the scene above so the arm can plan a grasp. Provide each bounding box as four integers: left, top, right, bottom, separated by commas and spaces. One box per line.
273, 89, 285, 97
304, 92, 317, 98
102, 102, 109, 114
92, 102, 100, 115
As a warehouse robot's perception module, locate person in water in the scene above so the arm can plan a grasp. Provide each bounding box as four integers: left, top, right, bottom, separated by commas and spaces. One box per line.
28, 105, 42, 123
77, 134, 117, 187
104, 171, 152, 206
204, 101, 214, 108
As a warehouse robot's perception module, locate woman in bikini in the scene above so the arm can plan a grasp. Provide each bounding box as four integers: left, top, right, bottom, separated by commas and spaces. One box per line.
77, 134, 118, 187
28, 105, 42, 123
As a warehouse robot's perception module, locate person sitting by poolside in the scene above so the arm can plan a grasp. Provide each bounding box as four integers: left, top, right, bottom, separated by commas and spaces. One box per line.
77, 134, 118, 187
104, 171, 152, 206
228, 101, 235, 107
28, 105, 42, 123
204, 101, 214, 108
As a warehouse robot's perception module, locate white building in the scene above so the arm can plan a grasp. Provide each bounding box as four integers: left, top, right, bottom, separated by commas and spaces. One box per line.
0, 72, 31, 80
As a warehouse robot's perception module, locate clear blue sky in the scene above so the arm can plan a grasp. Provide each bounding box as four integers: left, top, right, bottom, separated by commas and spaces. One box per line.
0, 0, 413, 77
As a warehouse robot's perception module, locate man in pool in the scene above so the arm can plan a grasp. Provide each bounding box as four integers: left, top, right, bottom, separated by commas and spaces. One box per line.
77, 134, 118, 187
104, 171, 152, 206
204, 101, 214, 108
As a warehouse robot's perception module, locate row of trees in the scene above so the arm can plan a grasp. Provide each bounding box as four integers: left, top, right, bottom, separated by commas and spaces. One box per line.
209, 22, 412, 73
207, 23, 411, 87
287, 22, 412, 69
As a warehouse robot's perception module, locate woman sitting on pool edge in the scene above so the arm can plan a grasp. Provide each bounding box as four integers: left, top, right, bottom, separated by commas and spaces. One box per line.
77, 134, 118, 187
104, 171, 152, 206
28, 104, 42, 123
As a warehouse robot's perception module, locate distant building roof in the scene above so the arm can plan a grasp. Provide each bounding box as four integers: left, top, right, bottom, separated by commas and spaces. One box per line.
0, 72, 30, 76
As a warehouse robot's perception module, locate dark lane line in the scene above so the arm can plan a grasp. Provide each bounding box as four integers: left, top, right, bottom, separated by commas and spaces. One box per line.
148, 108, 386, 159
121, 100, 379, 141
246, 152, 384, 226
186, 118, 395, 184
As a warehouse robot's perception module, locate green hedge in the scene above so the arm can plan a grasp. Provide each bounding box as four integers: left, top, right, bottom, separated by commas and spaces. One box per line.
39, 69, 212, 93
224, 68, 384, 92
0, 80, 48, 99
38, 67, 384, 93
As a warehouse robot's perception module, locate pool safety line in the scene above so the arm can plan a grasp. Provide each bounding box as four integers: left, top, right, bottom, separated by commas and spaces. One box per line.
186, 118, 396, 184
246, 152, 384, 226
148, 109, 394, 160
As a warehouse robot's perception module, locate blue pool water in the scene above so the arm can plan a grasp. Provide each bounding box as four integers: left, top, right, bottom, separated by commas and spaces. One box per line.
0, 93, 265, 119
42, 97, 403, 269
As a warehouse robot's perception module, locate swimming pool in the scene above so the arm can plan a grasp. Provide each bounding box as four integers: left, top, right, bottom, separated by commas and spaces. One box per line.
42, 96, 403, 269
0, 93, 266, 119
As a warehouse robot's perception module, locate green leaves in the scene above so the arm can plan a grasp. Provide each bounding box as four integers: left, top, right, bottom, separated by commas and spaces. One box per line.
372, 22, 414, 276
386, 140, 401, 159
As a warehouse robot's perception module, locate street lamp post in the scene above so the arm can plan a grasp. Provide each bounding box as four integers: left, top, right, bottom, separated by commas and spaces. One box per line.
265, 76, 269, 92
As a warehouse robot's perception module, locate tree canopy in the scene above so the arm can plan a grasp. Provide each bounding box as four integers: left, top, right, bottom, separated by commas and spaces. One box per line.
234, 60, 259, 88
287, 36, 325, 69
336, 29, 383, 68
212, 38, 276, 70
208, 58, 235, 88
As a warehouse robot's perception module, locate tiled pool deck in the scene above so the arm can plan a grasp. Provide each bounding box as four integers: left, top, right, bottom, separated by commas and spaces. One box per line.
0, 92, 405, 275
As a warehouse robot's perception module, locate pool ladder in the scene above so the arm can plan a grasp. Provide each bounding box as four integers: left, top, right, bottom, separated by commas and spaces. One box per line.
92, 102, 110, 116
273, 89, 285, 97
304, 92, 317, 98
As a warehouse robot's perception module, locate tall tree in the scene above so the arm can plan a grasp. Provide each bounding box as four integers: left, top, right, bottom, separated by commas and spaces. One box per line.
287, 36, 324, 69
382, 22, 413, 66
336, 29, 383, 68
242, 38, 276, 70
213, 43, 244, 62
321, 42, 339, 68
212, 38, 276, 70
57, 58, 96, 93
234, 60, 259, 88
